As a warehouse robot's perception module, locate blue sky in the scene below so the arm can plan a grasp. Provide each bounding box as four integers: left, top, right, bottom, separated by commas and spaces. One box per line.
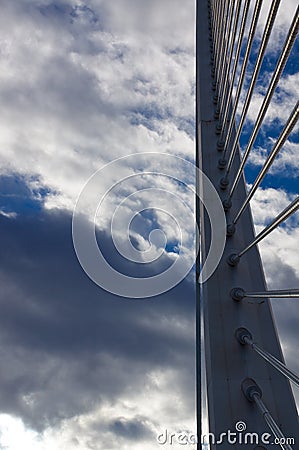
238, 5, 299, 193
0, 0, 298, 449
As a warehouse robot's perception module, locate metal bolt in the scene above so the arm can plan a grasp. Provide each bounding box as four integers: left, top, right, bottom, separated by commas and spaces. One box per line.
235, 327, 253, 343
220, 176, 229, 190
241, 378, 262, 402
227, 253, 240, 267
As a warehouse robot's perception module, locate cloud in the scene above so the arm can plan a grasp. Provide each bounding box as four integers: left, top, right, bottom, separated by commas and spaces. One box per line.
247, 139, 299, 174
0, 0, 195, 214
0, 2, 197, 444
250, 187, 298, 225
0, 208, 195, 448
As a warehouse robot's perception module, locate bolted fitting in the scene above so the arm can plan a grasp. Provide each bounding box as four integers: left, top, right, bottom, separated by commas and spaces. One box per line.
217, 140, 225, 152
241, 378, 262, 402
227, 253, 240, 267
214, 107, 220, 120
219, 176, 229, 190
218, 158, 227, 169
215, 122, 222, 134
223, 198, 232, 212
213, 94, 218, 105
231, 288, 246, 302
211, 81, 217, 91
235, 326, 253, 344
226, 223, 235, 235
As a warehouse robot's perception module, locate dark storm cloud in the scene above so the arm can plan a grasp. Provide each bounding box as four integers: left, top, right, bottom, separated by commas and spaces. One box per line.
109, 416, 153, 440
0, 207, 195, 433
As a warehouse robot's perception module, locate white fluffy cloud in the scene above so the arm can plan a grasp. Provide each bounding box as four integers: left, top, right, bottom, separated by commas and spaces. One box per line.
247, 139, 299, 175
0, 0, 195, 212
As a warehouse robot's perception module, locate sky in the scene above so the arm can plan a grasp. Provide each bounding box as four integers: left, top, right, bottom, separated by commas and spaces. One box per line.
0, 0, 298, 449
